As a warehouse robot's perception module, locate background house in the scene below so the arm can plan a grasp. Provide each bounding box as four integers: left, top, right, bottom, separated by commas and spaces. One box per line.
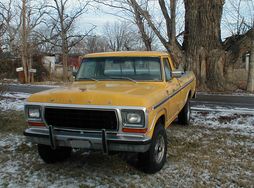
224, 29, 253, 89
41, 53, 81, 80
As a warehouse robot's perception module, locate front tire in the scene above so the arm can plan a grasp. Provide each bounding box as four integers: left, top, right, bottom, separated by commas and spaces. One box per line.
178, 99, 190, 125
138, 124, 167, 174
38, 144, 72, 164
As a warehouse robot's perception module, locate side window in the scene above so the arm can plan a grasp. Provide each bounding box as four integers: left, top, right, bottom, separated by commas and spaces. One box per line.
163, 58, 172, 81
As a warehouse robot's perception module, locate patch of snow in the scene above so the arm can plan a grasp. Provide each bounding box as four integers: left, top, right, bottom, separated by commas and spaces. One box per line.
0, 92, 30, 111
2, 92, 31, 99
8, 83, 60, 88
2, 78, 19, 83
191, 110, 254, 136
191, 105, 254, 114
0, 134, 25, 151
197, 91, 254, 97
0, 116, 253, 187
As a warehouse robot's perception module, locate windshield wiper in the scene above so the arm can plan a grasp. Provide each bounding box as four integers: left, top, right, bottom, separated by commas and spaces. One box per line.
77, 77, 99, 81
109, 76, 137, 83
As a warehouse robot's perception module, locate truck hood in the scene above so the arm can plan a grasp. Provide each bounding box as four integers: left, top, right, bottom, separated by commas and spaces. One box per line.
27, 81, 167, 108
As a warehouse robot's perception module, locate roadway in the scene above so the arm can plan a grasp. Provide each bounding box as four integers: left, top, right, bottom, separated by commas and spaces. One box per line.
6, 84, 254, 111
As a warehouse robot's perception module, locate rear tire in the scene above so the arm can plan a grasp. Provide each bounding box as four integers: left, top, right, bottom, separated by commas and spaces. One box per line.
138, 123, 167, 174
38, 144, 72, 164
178, 99, 190, 125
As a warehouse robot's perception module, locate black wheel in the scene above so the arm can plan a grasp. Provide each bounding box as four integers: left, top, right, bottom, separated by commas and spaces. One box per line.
178, 99, 190, 125
138, 124, 167, 174
38, 144, 72, 164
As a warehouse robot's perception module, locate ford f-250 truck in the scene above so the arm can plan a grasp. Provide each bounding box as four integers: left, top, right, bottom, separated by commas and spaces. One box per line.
24, 51, 196, 173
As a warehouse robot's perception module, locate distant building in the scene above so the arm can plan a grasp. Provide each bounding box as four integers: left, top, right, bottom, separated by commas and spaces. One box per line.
42, 55, 56, 73
41, 53, 82, 78
224, 29, 253, 89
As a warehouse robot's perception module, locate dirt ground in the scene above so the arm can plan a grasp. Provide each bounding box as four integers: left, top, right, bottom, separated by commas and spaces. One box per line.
0, 111, 253, 188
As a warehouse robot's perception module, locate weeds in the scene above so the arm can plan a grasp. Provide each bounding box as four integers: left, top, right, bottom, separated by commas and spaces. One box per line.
0, 111, 27, 133
0, 82, 8, 100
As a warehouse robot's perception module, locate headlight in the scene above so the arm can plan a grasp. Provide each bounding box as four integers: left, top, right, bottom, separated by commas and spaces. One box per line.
121, 110, 145, 127
127, 113, 141, 124
28, 107, 41, 119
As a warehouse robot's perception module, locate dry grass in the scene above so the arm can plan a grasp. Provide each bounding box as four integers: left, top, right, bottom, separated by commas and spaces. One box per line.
0, 82, 8, 100
0, 113, 253, 187
0, 111, 27, 133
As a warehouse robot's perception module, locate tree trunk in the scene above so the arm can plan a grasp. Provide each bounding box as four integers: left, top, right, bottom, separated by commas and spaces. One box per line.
129, 0, 184, 66
247, 40, 254, 92
131, 2, 152, 51
61, 30, 69, 81
28, 53, 32, 82
183, 0, 225, 90
136, 21, 152, 51
62, 40, 68, 81
170, 0, 176, 42
21, 0, 29, 83
62, 51, 68, 81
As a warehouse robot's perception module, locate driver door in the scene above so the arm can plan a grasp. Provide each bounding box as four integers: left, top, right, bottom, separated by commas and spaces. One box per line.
162, 57, 182, 123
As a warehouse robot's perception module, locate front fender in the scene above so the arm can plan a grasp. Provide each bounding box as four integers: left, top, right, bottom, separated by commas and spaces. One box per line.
146, 108, 167, 138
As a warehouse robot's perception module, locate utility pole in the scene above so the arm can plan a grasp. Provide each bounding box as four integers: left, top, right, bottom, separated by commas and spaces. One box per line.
247, 39, 254, 92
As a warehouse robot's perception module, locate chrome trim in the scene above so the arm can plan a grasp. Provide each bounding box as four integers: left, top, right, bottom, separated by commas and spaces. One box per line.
25, 103, 148, 134
123, 124, 145, 128
24, 127, 151, 152
116, 133, 146, 138
25, 103, 147, 110
153, 78, 194, 110
121, 109, 146, 129
172, 70, 185, 78
25, 105, 43, 122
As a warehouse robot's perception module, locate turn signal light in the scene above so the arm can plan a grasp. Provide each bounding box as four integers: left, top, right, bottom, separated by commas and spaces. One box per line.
28, 121, 45, 127
122, 128, 147, 133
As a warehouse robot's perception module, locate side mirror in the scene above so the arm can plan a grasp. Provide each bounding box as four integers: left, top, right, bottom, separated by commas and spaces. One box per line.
172, 70, 185, 78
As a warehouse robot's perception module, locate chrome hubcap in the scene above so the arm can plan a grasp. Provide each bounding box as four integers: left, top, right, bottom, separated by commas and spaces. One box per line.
154, 135, 165, 164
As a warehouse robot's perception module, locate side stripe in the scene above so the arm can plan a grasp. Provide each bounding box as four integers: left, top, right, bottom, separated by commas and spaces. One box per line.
153, 78, 194, 110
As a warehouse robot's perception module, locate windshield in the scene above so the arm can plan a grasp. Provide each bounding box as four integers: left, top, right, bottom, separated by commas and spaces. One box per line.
76, 57, 162, 81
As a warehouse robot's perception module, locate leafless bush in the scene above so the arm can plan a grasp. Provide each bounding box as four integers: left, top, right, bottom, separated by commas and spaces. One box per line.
0, 62, 11, 100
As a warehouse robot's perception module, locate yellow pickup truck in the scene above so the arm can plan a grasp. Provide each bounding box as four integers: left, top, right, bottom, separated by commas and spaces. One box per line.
24, 51, 196, 173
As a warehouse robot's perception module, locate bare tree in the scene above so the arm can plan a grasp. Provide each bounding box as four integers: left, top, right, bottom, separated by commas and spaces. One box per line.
103, 21, 142, 51
124, 0, 184, 66
0, 17, 5, 53
223, 0, 254, 36
129, 0, 153, 51
83, 35, 109, 53
95, 0, 157, 51
110, 0, 228, 89
0, 0, 20, 54
20, 0, 46, 83
44, 0, 95, 81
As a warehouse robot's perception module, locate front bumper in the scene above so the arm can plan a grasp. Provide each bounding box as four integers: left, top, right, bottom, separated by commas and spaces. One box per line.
24, 127, 151, 153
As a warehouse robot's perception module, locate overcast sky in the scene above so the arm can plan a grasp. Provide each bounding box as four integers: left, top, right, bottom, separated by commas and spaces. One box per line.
76, 0, 254, 40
